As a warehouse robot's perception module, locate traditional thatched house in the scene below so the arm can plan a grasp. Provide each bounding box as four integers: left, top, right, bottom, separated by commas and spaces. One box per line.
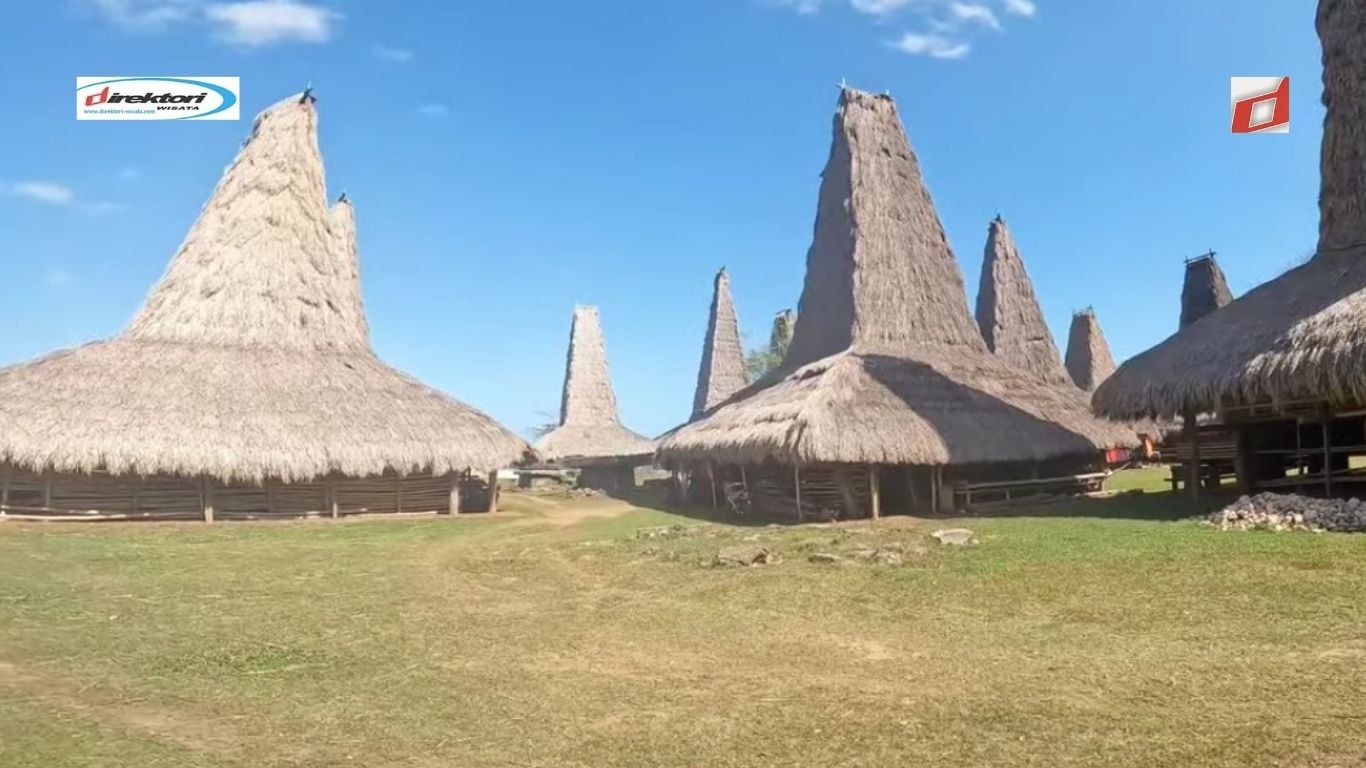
691, 268, 749, 419
535, 306, 655, 490
0, 93, 531, 521
1064, 309, 1117, 393
1180, 251, 1234, 329
658, 88, 1135, 518
1095, 0, 1366, 500
975, 216, 1072, 386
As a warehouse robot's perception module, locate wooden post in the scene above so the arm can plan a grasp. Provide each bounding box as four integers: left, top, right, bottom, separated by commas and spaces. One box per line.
327, 477, 339, 519
395, 475, 403, 515
1323, 417, 1334, 496
930, 466, 939, 514
869, 467, 881, 521
132, 480, 141, 517
907, 471, 919, 514
1184, 410, 1201, 508
446, 474, 461, 516
201, 478, 215, 524
487, 470, 500, 513
794, 464, 803, 522
706, 463, 719, 508
1, 466, 9, 517
740, 465, 749, 491
266, 483, 276, 516
43, 476, 53, 511
1233, 426, 1255, 495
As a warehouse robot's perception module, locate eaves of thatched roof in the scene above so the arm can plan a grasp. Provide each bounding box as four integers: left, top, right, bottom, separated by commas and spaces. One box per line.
0, 93, 532, 483
691, 268, 749, 419
660, 88, 1135, 467
1180, 253, 1234, 329
536, 306, 656, 465
1064, 309, 1117, 393
1095, 0, 1366, 420
975, 216, 1072, 386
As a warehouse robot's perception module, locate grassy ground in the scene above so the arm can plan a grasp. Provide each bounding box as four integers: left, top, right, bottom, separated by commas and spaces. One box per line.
3, 471, 1365, 767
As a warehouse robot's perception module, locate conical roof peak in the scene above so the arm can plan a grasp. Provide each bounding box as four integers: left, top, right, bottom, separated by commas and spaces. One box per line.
124, 94, 369, 353
1065, 308, 1117, 392
976, 217, 1070, 385
1180, 252, 1233, 328
558, 305, 621, 427
691, 268, 749, 418
784, 87, 985, 369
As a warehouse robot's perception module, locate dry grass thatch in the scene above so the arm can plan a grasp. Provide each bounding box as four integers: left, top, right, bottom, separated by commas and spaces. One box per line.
1095, 0, 1366, 419
975, 216, 1072, 386
0, 93, 531, 484
1180, 253, 1234, 329
691, 268, 749, 418
659, 88, 1135, 467
1064, 309, 1117, 393
535, 306, 656, 465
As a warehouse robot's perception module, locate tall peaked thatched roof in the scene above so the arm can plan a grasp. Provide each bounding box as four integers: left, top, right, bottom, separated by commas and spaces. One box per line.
975, 216, 1071, 385
0, 93, 531, 483
691, 268, 749, 418
1064, 309, 1117, 393
1180, 253, 1234, 329
1095, 0, 1366, 419
659, 88, 1135, 467
535, 306, 655, 465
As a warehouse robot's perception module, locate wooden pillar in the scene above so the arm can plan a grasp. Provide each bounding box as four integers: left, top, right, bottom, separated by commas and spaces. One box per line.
395, 475, 403, 515
487, 470, 500, 513
906, 471, 919, 514
266, 483, 276, 516
869, 467, 881, 521
446, 474, 460, 516
1, 466, 9, 517
740, 465, 749, 491
793, 464, 803, 522
1323, 417, 1334, 496
43, 476, 53, 511
706, 463, 719, 508
201, 478, 215, 524
132, 481, 141, 517
1184, 410, 1201, 508
1233, 426, 1255, 495
930, 466, 939, 514
328, 478, 339, 519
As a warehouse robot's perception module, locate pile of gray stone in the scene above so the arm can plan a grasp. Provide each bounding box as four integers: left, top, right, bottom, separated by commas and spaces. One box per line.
1210, 493, 1366, 533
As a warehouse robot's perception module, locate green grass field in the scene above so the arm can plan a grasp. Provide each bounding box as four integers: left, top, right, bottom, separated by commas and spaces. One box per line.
3, 469, 1365, 767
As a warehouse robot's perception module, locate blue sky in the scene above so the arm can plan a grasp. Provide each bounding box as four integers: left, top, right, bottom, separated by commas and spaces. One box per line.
0, 0, 1321, 439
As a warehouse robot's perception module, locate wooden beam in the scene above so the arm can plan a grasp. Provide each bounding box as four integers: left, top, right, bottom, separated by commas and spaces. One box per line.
835, 467, 859, 519
328, 477, 339, 519
706, 463, 718, 508
740, 465, 749, 492
1184, 410, 1201, 508
930, 466, 939, 514
201, 478, 215, 524
1233, 426, 1255, 495
869, 467, 881, 521
487, 471, 500, 513
794, 464, 803, 522
446, 474, 461, 516
907, 470, 919, 514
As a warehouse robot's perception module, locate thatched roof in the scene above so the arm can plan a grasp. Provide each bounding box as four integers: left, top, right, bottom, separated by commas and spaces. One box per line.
975, 216, 1071, 385
0, 93, 531, 483
1064, 309, 1117, 393
658, 88, 1135, 467
535, 306, 655, 465
1095, 0, 1366, 420
691, 268, 749, 418
1180, 253, 1234, 329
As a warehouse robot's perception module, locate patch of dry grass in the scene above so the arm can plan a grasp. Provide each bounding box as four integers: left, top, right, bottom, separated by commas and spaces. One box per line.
2, 481, 1365, 767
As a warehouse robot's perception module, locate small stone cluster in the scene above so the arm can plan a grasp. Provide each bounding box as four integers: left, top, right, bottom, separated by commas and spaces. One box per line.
1211, 493, 1366, 533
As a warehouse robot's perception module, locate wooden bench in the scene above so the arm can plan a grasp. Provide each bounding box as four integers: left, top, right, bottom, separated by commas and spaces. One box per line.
956, 472, 1109, 510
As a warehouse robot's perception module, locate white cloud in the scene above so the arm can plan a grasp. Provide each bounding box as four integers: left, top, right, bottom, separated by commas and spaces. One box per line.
1003, 0, 1036, 17
78, 0, 196, 30
849, 0, 921, 16
950, 2, 1000, 30
3, 181, 76, 206
204, 0, 337, 46
892, 32, 970, 59
415, 103, 450, 117
1, 180, 123, 214
774, 0, 824, 14
373, 44, 414, 63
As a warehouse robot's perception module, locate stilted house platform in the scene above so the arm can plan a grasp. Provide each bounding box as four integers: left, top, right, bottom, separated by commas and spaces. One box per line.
535, 306, 656, 491
658, 88, 1136, 519
0, 93, 531, 521
1095, 0, 1366, 505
